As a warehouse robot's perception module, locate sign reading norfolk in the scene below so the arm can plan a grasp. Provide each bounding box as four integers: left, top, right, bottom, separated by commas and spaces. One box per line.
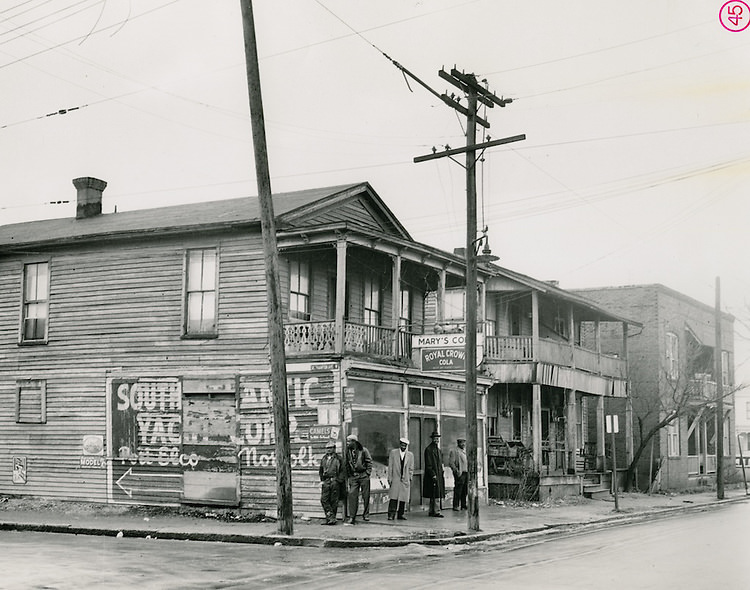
414, 334, 467, 371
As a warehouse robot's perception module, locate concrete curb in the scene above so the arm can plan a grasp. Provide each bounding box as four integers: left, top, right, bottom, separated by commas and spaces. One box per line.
1, 496, 746, 548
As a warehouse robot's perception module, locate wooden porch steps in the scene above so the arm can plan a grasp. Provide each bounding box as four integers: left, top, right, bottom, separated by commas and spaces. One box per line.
582, 472, 612, 500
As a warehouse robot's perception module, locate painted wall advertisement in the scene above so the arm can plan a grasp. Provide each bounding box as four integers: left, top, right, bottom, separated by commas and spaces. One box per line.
108, 367, 340, 505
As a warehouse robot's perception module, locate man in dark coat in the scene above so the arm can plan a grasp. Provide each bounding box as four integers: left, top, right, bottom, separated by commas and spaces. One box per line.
422, 430, 445, 517
344, 433, 372, 525
318, 440, 344, 525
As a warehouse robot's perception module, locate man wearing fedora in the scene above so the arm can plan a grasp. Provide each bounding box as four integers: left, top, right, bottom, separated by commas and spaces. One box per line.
449, 437, 468, 511
386, 437, 414, 521
422, 430, 445, 517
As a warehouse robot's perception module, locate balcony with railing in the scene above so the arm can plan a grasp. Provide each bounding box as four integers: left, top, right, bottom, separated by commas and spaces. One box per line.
484, 335, 627, 380
283, 321, 413, 361
687, 377, 717, 401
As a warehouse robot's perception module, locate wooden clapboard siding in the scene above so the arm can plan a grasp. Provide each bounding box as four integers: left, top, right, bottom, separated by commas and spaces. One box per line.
304, 197, 387, 234
0, 231, 274, 503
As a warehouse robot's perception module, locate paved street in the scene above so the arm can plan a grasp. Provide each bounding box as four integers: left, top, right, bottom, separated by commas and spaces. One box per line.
1, 500, 747, 589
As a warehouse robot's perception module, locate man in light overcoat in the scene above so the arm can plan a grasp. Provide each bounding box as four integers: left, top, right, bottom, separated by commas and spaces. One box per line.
386, 437, 414, 520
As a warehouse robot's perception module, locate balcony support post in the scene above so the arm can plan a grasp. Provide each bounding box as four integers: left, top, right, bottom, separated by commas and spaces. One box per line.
531, 291, 539, 362
532, 384, 542, 470
596, 395, 605, 471
437, 268, 446, 325
391, 253, 401, 355
335, 239, 347, 354
566, 388, 577, 473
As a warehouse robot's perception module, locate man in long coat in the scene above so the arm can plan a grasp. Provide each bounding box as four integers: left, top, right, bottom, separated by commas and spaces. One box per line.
386, 437, 414, 520
422, 430, 445, 517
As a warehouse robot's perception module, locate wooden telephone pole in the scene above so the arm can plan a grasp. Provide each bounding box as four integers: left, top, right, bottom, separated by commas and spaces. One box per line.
714, 276, 724, 500
415, 68, 524, 531
239, 0, 294, 535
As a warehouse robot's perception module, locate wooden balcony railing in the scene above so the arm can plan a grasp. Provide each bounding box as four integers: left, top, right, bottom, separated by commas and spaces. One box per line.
484, 336, 627, 379
283, 321, 412, 360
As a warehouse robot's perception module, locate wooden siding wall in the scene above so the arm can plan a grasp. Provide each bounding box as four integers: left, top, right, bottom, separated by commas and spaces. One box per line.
0, 232, 271, 502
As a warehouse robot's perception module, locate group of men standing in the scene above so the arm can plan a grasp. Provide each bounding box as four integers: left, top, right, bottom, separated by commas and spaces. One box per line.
319, 430, 469, 525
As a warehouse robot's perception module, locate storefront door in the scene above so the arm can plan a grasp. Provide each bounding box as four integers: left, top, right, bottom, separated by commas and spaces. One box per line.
409, 415, 437, 506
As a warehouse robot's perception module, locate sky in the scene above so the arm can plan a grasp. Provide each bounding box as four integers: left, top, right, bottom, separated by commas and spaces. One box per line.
0, 0, 748, 384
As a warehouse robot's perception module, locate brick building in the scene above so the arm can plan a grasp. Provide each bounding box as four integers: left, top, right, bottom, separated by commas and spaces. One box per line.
574, 284, 736, 492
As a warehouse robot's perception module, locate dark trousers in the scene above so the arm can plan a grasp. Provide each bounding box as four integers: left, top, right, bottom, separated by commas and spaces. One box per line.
453, 472, 468, 509
388, 499, 406, 518
347, 476, 370, 521
428, 496, 442, 515
320, 479, 340, 522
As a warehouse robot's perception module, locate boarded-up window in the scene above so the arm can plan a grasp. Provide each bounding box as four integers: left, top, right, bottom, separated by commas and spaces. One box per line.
185, 249, 217, 336
21, 262, 49, 343
16, 380, 46, 424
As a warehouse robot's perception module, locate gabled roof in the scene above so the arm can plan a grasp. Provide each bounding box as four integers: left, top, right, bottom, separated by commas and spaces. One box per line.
0, 182, 410, 250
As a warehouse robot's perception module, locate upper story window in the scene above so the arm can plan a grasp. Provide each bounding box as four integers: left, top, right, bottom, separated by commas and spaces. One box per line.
364, 276, 381, 326
399, 288, 411, 329
185, 248, 217, 336
21, 262, 49, 344
444, 289, 465, 322
667, 421, 679, 456
721, 350, 731, 387
666, 332, 679, 381
289, 259, 311, 321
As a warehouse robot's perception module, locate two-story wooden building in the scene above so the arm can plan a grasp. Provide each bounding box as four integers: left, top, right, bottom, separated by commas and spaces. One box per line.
0, 178, 636, 515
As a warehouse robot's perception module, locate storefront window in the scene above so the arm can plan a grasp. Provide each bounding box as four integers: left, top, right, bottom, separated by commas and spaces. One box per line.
440, 416, 466, 465
350, 379, 403, 407
442, 389, 465, 412
350, 410, 402, 480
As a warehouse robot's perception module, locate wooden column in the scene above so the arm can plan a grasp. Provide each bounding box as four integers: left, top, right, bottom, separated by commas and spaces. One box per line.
532, 384, 542, 470
334, 239, 347, 354
391, 253, 401, 355
437, 268, 446, 325
596, 395, 605, 471
566, 389, 577, 473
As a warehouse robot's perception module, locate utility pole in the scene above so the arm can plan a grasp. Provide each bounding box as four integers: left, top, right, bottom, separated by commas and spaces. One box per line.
714, 276, 724, 500
415, 68, 524, 531
239, 0, 294, 535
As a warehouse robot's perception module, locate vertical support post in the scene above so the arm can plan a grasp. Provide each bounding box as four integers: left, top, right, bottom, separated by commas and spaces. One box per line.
465, 90, 480, 532
531, 291, 540, 360
566, 389, 577, 473
532, 384, 542, 471
714, 276, 725, 500
437, 268, 446, 325
239, 0, 293, 535
610, 426, 620, 511
596, 396, 605, 471
334, 239, 347, 354
391, 253, 402, 355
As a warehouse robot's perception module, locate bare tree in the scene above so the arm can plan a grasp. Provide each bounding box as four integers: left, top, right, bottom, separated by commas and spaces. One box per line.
624, 340, 745, 491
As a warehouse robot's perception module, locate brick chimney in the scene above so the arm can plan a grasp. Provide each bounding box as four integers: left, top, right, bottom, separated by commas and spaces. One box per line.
73, 177, 107, 219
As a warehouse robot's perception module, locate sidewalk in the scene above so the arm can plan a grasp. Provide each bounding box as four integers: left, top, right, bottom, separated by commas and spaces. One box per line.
0, 489, 747, 548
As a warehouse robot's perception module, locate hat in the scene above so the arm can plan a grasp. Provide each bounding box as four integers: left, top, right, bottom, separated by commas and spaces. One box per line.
457, 437, 466, 442
346, 434, 358, 442
399, 437, 409, 445
325, 440, 336, 448
430, 431, 441, 438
